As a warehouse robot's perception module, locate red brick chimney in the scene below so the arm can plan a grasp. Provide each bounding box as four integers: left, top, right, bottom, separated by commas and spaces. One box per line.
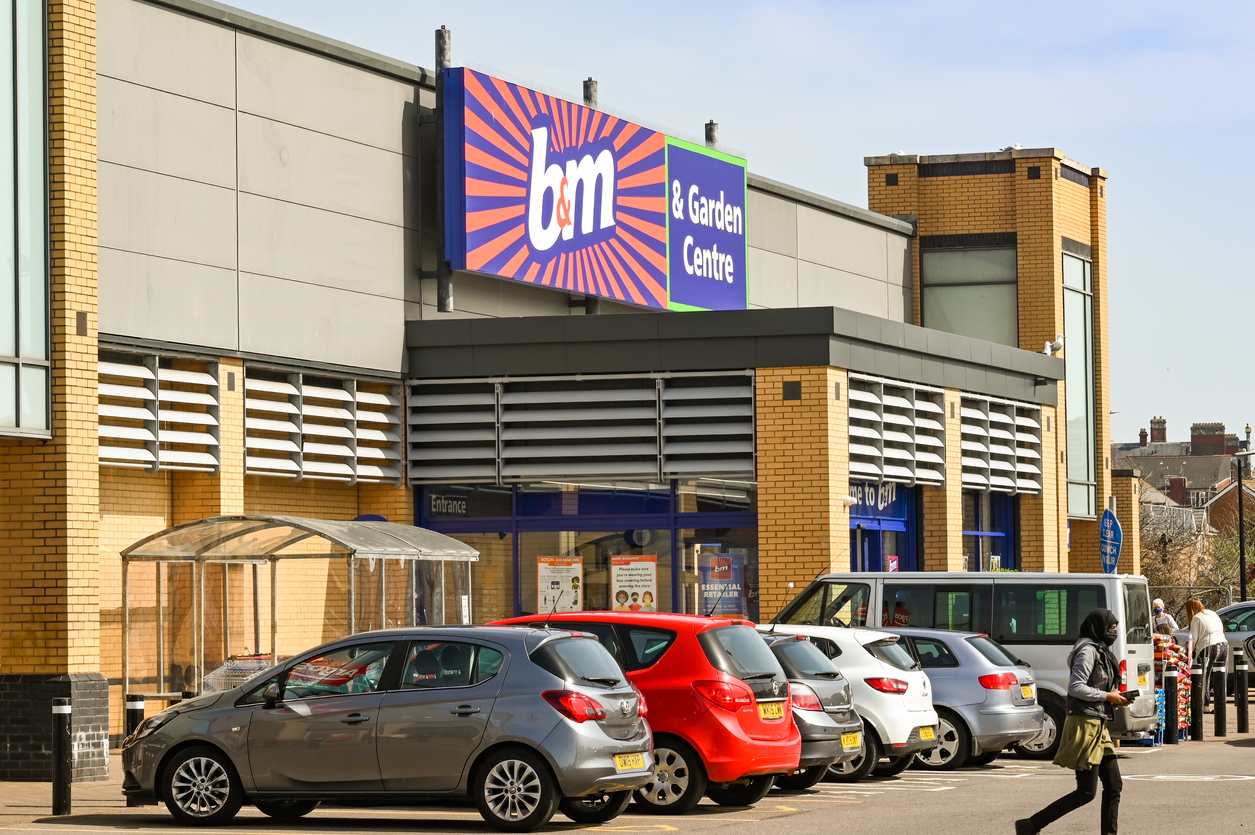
1139, 428, 1148, 448
1150, 416, 1167, 443
1168, 476, 1188, 506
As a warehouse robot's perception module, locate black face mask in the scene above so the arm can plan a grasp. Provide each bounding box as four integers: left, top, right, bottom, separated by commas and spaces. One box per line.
1101, 627, 1118, 647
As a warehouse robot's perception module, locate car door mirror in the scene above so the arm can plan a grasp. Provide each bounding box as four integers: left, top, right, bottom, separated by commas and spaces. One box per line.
262, 682, 282, 709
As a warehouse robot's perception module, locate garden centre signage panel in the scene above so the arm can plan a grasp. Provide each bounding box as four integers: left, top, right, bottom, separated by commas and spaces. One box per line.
443, 68, 748, 311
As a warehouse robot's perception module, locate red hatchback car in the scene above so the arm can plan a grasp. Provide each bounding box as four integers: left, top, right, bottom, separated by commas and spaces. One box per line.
491, 613, 801, 813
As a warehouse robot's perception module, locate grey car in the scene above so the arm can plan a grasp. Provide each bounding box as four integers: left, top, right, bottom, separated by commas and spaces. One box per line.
887, 628, 1044, 770
1172, 601, 1255, 678
121, 627, 653, 831
761, 633, 864, 790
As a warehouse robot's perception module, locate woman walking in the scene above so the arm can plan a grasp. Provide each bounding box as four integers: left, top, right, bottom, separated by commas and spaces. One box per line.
1185, 597, 1228, 712
1016, 609, 1129, 835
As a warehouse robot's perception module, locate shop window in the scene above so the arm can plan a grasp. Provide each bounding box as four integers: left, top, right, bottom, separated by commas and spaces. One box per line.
678, 529, 758, 621
920, 247, 1018, 348
1064, 252, 1096, 517
519, 529, 671, 616
962, 490, 1017, 570
516, 481, 671, 516
677, 479, 757, 513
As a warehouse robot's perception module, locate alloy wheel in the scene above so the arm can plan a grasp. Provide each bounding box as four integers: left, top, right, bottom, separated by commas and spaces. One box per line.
1021, 710, 1057, 754
483, 758, 543, 821
917, 716, 960, 767
170, 756, 232, 818
640, 746, 691, 806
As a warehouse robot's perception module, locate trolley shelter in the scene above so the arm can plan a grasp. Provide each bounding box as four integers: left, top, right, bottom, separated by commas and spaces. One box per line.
121, 515, 479, 699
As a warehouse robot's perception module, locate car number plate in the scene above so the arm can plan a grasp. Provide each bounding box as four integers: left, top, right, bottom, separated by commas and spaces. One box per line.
1021, 685, 1034, 700
1137, 673, 1148, 687
841, 732, 861, 750
758, 702, 785, 720
920, 726, 936, 741
614, 753, 645, 772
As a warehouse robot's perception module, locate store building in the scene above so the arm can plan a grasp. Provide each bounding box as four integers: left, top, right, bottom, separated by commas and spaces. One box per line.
0, 0, 1138, 776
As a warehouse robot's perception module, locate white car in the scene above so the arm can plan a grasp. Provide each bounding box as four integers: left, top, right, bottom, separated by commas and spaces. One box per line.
763, 625, 938, 781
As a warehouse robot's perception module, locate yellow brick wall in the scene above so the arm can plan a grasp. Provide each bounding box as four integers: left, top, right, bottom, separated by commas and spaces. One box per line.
0, 0, 99, 675
756, 367, 849, 619
1111, 473, 1141, 576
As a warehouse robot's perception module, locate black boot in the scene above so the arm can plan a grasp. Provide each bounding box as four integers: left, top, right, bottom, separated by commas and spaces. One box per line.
1015, 820, 1039, 835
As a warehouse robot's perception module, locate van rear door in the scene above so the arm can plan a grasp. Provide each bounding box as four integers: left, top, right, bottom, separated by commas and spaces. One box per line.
1115, 580, 1157, 732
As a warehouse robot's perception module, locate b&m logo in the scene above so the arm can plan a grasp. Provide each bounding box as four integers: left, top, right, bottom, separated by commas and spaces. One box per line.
710, 556, 732, 574
444, 68, 669, 308
444, 68, 748, 311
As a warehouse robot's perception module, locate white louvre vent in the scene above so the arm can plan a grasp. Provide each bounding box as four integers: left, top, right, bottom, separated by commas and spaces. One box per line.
245, 368, 402, 484
960, 394, 1042, 495
847, 373, 946, 486
98, 350, 220, 473
407, 372, 755, 485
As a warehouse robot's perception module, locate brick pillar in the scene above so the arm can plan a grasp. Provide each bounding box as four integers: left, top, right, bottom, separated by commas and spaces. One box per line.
756, 367, 848, 619
920, 389, 963, 570
1021, 403, 1063, 572
0, 0, 106, 781
1111, 469, 1141, 576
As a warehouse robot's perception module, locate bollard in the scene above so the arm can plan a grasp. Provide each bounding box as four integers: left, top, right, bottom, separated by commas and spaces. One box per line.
1190, 665, 1204, 741
1236, 646, 1249, 734
1164, 662, 1179, 745
1213, 667, 1228, 737
52, 698, 72, 816
124, 695, 146, 807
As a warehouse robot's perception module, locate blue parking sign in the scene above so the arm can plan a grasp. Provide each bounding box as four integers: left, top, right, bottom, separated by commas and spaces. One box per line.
1100, 509, 1123, 574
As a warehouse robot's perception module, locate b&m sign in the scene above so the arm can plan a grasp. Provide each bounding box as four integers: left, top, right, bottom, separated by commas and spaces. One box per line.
443, 68, 748, 311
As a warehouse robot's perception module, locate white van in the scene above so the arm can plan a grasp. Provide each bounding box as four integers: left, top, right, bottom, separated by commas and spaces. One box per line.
773, 572, 1156, 758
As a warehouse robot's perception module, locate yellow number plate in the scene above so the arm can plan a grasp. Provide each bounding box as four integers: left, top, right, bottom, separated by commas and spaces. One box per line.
841, 732, 861, 750
920, 726, 936, 741
1137, 673, 1148, 687
758, 702, 785, 720
1021, 685, 1034, 700
614, 753, 645, 772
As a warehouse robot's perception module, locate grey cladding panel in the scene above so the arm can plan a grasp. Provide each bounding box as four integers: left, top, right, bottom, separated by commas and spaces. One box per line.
236, 33, 418, 157
449, 272, 576, 318
797, 205, 889, 281
237, 193, 405, 299
98, 248, 238, 350
98, 162, 237, 269
747, 247, 798, 309
98, 0, 235, 107
97, 76, 236, 189
237, 113, 410, 227
239, 273, 403, 372
746, 190, 797, 257
797, 261, 888, 316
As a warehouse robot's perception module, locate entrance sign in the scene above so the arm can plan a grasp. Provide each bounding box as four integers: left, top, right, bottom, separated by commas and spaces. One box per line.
537, 556, 582, 612
610, 554, 657, 611
443, 68, 747, 311
1099, 508, 1123, 574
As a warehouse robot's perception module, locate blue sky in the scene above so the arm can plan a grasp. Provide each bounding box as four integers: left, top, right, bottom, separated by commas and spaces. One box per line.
229, 0, 1255, 446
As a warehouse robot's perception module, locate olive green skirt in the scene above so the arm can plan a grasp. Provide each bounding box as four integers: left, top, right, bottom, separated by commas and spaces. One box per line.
1053, 715, 1115, 771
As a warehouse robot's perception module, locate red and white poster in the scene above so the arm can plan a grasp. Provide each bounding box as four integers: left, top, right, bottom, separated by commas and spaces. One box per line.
537, 556, 583, 613
611, 555, 657, 612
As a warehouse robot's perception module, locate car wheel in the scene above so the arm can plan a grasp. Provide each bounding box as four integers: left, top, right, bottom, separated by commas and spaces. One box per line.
254, 800, 320, 820
634, 738, 708, 815
1014, 700, 1063, 760
473, 747, 559, 832
559, 790, 633, 824
967, 750, 1002, 768
161, 745, 244, 826
826, 730, 880, 783
913, 711, 971, 771
706, 776, 775, 807
774, 765, 828, 791
871, 754, 913, 777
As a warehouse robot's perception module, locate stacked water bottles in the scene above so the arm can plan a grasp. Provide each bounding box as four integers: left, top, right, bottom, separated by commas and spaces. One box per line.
1154, 633, 1192, 736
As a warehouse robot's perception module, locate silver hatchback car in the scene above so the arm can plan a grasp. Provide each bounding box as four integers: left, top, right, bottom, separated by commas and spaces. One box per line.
121, 627, 653, 830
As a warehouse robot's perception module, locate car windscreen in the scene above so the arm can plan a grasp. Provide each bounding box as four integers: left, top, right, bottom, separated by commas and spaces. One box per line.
530, 637, 625, 687
863, 636, 918, 671
778, 581, 872, 628
967, 635, 1022, 667
771, 638, 842, 678
698, 625, 784, 680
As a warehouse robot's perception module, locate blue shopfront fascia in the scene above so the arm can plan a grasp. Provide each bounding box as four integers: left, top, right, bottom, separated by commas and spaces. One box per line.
416, 483, 756, 616
848, 482, 919, 572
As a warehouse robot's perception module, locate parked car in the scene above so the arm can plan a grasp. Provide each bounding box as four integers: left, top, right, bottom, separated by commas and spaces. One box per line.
492, 613, 801, 813
1172, 601, 1255, 678
883, 628, 1043, 770
764, 624, 937, 781
773, 571, 1157, 757
121, 627, 652, 831
759, 631, 864, 789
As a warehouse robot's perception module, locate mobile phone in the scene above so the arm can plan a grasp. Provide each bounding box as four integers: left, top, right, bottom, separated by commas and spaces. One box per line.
1122, 689, 1140, 701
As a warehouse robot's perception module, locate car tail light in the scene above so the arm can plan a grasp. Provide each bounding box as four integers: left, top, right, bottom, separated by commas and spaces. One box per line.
543, 690, 607, 723
637, 691, 648, 717
978, 672, 1019, 690
789, 683, 824, 711
693, 679, 755, 711
1119, 660, 1128, 692
864, 677, 909, 694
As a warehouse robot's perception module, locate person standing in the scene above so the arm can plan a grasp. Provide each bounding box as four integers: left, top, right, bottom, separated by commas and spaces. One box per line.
1016, 609, 1129, 835
1184, 597, 1228, 712
1152, 599, 1179, 633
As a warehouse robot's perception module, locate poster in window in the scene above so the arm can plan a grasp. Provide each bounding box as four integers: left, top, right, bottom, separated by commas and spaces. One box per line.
610, 555, 657, 612
537, 556, 583, 613
698, 552, 746, 617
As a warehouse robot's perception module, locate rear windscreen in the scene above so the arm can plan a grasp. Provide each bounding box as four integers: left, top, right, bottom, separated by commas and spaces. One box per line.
530, 638, 625, 686
771, 638, 841, 677
863, 637, 917, 671
698, 625, 784, 680
967, 635, 1022, 667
